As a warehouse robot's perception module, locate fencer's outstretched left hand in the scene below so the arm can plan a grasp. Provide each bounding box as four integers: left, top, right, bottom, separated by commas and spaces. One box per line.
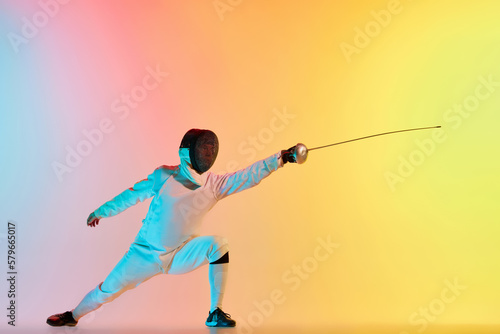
281, 146, 297, 164
87, 212, 100, 227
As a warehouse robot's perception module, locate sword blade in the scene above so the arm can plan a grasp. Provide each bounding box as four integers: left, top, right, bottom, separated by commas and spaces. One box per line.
308, 126, 441, 152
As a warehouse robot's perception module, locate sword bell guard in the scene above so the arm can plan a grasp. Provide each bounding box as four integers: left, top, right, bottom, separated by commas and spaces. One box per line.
293, 143, 308, 164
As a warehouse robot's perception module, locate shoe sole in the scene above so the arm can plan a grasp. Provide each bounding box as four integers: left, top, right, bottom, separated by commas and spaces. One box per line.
205, 321, 236, 327
46, 320, 78, 327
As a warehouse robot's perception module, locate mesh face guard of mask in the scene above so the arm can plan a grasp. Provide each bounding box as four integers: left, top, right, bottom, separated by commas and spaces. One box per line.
179, 129, 219, 174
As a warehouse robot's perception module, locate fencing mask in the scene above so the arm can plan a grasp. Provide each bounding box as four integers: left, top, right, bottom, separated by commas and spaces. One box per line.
179, 129, 219, 174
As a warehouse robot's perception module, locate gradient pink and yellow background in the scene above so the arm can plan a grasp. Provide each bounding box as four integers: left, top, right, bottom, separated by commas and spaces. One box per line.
1, 0, 500, 332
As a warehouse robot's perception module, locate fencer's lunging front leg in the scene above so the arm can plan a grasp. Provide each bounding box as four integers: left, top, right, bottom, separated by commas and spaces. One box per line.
167, 236, 230, 310
167, 236, 235, 327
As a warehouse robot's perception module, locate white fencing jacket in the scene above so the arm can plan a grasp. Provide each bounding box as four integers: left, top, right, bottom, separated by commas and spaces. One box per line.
93, 151, 284, 271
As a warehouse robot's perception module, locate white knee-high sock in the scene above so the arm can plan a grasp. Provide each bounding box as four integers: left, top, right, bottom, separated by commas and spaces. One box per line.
209, 263, 228, 312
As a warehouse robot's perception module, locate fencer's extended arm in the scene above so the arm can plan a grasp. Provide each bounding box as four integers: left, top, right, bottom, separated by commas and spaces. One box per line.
212, 151, 283, 200
92, 169, 157, 219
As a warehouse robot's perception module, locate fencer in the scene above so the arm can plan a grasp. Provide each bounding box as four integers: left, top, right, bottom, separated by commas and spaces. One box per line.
47, 129, 299, 328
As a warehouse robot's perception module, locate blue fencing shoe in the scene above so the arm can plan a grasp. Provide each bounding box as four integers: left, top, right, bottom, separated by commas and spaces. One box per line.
205, 307, 236, 327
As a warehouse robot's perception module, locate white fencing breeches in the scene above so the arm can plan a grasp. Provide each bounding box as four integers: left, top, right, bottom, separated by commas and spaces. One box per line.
72, 235, 229, 321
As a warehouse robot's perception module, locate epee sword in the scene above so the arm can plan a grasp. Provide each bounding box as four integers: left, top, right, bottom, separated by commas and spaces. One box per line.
291, 126, 441, 164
